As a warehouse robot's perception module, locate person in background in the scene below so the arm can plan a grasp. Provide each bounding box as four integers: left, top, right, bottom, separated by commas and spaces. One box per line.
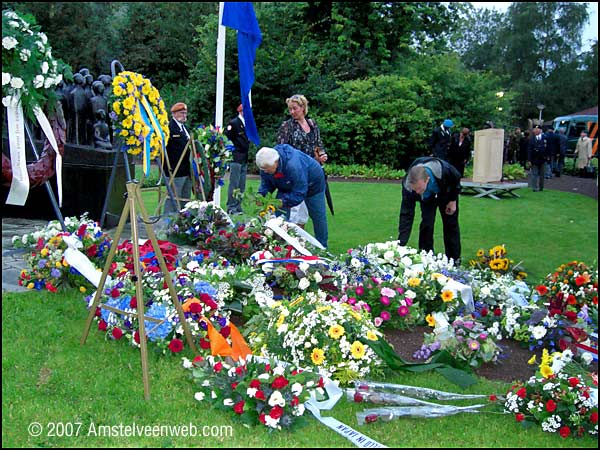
518, 130, 530, 168
527, 125, 549, 192
256, 145, 328, 248
447, 127, 471, 177
508, 128, 523, 165
555, 127, 568, 177
574, 130, 593, 177
163, 102, 192, 215
277, 94, 327, 228
544, 127, 558, 179
397, 156, 462, 263
225, 104, 249, 215
428, 119, 454, 161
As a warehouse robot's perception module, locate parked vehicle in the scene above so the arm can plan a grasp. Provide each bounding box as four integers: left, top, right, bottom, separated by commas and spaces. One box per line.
552, 114, 598, 158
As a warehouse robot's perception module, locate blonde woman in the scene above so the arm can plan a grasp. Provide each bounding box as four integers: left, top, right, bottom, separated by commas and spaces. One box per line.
277, 94, 328, 227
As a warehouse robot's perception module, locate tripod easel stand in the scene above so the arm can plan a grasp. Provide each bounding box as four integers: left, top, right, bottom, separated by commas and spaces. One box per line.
81, 179, 198, 400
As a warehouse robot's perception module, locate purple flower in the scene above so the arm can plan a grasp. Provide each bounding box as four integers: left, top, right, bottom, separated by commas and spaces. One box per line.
50, 268, 61, 278
397, 305, 409, 317
380, 296, 391, 306
38, 259, 47, 269
355, 286, 364, 296
479, 333, 488, 340
404, 297, 413, 307
468, 339, 480, 351
348, 297, 357, 306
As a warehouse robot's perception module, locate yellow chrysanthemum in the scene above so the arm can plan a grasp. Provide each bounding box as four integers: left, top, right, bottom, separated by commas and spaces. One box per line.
119, 129, 129, 137
425, 314, 436, 327
40, 248, 49, 257
122, 116, 133, 129
113, 85, 124, 96
122, 96, 136, 111
441, 290, 454, 302
311, 348, 325, 365
329, 325, 345, 340
350, 341, 366, 359
407, 277, 421, 287
366, 331, 378, 341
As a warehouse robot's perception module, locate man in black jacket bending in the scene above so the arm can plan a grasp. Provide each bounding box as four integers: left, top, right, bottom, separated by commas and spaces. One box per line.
397, 157, 462, 263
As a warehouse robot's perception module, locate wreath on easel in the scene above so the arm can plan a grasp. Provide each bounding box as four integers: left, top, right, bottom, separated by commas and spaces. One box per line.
109, 71, 170, 178
194, 124, 234, 201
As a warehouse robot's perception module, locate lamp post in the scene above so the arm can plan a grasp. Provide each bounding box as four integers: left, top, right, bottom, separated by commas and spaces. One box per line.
537, 103, 545, 125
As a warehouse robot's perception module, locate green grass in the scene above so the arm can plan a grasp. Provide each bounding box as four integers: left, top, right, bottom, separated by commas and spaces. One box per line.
3, 180, 598, 447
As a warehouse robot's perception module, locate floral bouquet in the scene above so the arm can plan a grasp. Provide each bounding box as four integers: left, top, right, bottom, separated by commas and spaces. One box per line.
415, 315, 501, 369
469, 244, 527, 279
110, 71, 169, 170
164, 200, 232, 247
185, 354, 323, 430
2, 9, 70, 116
340, 278, 423, 331
195, 124, 234, 200
504, 349, 598, 438
12, 214, 112, 293
199, 220, 268, 266
86, 264, 230, 355
398, 270, 464, 318
248, 294, 383, 385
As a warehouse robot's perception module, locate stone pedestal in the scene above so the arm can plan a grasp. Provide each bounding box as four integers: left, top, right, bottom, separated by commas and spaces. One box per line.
473, 128, 504, 182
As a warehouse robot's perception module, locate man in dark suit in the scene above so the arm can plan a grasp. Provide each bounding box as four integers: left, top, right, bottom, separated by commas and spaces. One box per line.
447, 127, 471, 177
398, 156, 462, 263
225, 104, 250, 215
428, 119, 454, 161
163, 102, 192, 215
527, 125, 549, 192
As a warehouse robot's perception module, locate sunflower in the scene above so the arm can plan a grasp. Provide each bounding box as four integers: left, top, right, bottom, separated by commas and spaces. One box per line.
476, 249, 485, 257
350, 341, 366, 359
311, 348, 325, 365
441, 290, 454, 302
328, 324, 345, 340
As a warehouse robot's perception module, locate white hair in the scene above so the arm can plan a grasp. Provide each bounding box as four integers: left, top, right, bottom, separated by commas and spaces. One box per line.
256, 147, 280, 169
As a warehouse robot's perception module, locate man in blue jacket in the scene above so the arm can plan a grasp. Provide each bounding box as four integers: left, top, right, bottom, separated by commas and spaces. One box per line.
398, 156, 462, 262
256, 145, 328, 248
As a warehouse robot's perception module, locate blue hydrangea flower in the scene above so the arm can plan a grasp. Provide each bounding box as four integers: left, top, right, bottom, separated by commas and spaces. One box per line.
144, 303, 173, 342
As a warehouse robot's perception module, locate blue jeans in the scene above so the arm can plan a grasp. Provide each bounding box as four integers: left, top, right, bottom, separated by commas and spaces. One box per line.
226, 162, 247, 214
164, 176, 192, 215
304, 191, 328, 248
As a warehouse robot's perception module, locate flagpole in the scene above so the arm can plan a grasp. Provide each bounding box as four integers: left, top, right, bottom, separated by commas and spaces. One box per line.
213, 1, 226, 207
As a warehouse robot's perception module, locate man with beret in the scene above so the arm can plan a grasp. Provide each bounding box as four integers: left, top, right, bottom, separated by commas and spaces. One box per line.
428, 119, 454, 161
256, 145, 328, 248
225, 104, 249, 215
163, 102, 192, 215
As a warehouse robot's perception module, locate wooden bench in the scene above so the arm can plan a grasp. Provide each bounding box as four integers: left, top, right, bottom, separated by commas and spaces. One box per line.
460, 181, 529, 200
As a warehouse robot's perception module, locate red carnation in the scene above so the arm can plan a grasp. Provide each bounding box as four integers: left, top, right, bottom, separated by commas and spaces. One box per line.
98, 320, 107, 331
515, 413, 525, 422
258, 413, 266, 424
565, 311, 577, 322
489, 395, 497, 402
250, 379, 261, 389
290, 396, 299, 407
269, 406, 284, 419
493, 308, 502, 317
559, 426, 570, 438
285, 263, 298, 273
480, 307, 488, 317
214, 361, 223, 373
134, 331, 140, 344
575, 275, 586, 286
234, 400, 245, 415
193, 355, 204, 365
129, 296, 137, 309
516, 388, 527, 399
255, 390, 266, 401
536, 285, 549, 296
199, 338, 211, 350
168, 338, 184, 353
199, 293, 218, 310
568, 377, 580, 388
189, 303, 203, 314
110, 288, 121, 298
590, 411, 598, 424
231, 382, 238, 390
220, 325, 231, 338
567, 294, 577, 305
86, 244, 98, 257
112, 327, 123, 340
354, 392, 364, 403
546, 399, 557, 413
272, 376, 289, 390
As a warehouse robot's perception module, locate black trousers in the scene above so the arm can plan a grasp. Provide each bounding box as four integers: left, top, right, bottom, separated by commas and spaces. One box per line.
398, 190, 461, 262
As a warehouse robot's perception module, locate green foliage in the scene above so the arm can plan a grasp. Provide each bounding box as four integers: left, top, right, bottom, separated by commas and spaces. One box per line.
325, 163, 405, 180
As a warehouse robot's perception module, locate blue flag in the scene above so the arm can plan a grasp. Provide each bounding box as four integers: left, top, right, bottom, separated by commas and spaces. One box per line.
222, 2, 262, 145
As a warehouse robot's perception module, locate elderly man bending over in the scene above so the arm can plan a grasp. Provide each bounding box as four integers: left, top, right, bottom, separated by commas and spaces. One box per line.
256, 145, 328, 248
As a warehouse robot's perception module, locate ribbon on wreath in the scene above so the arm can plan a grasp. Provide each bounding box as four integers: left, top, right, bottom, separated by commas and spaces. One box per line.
135, 95, 166, 177
6, 93, 62, 206
201, 317, 252, 362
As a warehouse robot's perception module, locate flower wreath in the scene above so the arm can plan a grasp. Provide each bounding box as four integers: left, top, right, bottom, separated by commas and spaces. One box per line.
195, 125, 234, 200
2, 9, 69, 116
109, 71, 170, 175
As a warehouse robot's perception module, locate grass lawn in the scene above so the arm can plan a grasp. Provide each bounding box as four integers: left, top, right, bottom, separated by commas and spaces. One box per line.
2, 179, 598, 447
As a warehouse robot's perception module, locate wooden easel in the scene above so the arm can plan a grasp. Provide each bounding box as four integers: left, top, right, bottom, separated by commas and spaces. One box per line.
81, 179, 198, 400
154, 136, 207, 218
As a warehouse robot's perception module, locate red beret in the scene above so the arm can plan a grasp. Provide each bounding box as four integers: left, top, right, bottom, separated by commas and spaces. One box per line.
171, 102, 187, 113
237, 104, 243, 113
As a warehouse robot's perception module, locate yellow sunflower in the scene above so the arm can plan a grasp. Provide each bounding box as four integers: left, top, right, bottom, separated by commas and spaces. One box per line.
311, 348, 325, 365
328, 324, 345, 340
350, 341, 366, 359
